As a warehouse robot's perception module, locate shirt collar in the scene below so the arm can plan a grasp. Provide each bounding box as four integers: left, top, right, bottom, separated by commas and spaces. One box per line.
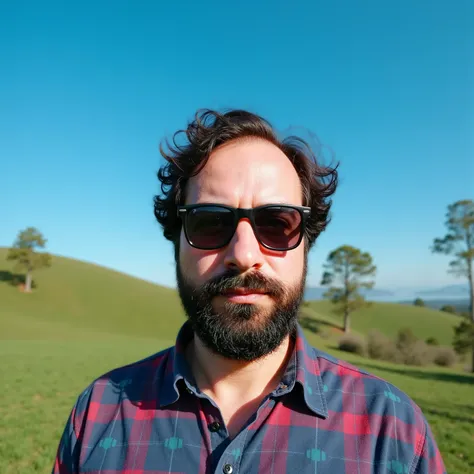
276, 323, 328, 418
158, 321, 196, 407
158, 321, 328, 419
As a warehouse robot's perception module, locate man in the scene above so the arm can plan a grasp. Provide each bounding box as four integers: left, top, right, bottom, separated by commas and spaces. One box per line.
53, 109, 446, 473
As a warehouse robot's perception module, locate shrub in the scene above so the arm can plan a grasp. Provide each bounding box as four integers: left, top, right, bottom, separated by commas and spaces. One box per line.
318, 327, 332, 340
413, 298, 425, 307
338, 334, 366, 356
440, 305, 456, 314
433, 347, 457, 367
396, 328, 432, 366
425, 337, 439, 346
402, 340, 433, 366
366, 330, 397, 362
396, 327, 418, 350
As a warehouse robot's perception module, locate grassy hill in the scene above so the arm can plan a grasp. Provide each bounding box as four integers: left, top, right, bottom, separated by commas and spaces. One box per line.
0, 247, 186, 341
1, 248, 473, 474
305, 299, 460, 346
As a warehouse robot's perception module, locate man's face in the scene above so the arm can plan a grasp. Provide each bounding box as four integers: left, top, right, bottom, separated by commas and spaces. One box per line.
176, 138, 308, 361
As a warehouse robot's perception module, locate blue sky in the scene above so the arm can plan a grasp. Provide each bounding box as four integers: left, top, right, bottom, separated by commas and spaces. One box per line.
1, 0, 473, 291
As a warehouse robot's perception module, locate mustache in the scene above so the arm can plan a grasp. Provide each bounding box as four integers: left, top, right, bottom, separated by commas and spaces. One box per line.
196, 270, 285, 298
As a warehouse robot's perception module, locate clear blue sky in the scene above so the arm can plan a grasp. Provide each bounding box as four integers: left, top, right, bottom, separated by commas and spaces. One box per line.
1, 0, 473, 291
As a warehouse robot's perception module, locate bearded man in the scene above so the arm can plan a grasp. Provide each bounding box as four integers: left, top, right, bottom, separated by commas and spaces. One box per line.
53, 109, 446, 473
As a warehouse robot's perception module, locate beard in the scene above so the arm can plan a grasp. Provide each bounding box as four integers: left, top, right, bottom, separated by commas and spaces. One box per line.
176, 260, 307, 362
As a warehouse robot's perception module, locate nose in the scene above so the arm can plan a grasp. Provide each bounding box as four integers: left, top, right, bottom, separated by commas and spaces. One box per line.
223, 219, 264, 272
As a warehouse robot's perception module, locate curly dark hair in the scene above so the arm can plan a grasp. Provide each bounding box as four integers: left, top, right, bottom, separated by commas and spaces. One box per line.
154, 109, 338, 258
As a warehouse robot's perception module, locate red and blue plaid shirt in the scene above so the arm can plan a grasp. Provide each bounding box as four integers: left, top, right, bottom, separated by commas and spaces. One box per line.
53, 322, 446, 473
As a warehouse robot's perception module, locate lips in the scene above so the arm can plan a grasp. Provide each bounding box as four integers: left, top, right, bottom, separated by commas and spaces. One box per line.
222, 288, 268, 296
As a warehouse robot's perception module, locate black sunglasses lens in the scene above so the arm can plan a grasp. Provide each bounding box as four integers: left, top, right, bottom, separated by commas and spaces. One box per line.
185, 206, 235, 249
254, 206, 303, 249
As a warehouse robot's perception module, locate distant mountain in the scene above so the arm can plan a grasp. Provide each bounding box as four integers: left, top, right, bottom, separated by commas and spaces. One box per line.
415, 284, 469, 298
304, 283, 471, 305
304, 286, 394, 301
398, 298, 470, 313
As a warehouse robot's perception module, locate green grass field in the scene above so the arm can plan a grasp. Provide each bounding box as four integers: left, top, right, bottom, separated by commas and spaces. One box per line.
306, 299, 460, 346
1, 248, 473, 473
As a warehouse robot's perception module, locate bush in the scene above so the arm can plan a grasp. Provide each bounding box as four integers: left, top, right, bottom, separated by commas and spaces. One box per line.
413, 298, 425, 307
366, 330, 387, 359
396, 327, 418, 349
433, 347, 457, 367
318, 327, 332, 340
396, 328, 432, 366
367, 330, 398, 362
440, 305, 456, 314
338, 334, 366, 356
402, 340, 433, 366
425, 337, 439, 346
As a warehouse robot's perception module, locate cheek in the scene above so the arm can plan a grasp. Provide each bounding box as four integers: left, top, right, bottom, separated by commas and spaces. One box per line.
179, 232, 222, 284
272, 246, 306, 285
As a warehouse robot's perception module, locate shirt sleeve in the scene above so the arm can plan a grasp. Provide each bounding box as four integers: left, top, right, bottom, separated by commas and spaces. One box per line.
51, 405, 80, 473
412, 417, 447, 474
51, 385, 92, 474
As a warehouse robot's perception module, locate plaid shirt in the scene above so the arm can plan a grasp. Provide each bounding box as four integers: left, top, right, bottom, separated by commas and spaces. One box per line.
53, 322, 446, 473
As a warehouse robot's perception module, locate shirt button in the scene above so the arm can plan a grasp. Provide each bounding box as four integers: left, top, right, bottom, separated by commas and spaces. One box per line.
209, 421, 221, 432
223, 464, 233, 474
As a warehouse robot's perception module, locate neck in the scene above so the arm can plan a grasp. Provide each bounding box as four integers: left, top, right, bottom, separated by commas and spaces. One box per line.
187, 334, 294, 403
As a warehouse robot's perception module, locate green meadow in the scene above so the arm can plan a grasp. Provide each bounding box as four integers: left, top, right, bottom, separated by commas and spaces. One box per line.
0, 248, 473, 474
305, 299, 460, 345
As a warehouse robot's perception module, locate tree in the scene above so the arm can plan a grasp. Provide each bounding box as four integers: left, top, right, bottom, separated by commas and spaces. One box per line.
425, 336, 439, 346
321, 245, 376, 333
432, 199, 474, 371
453, 319, 474, 357
7, 227, 52, 292
413, 298, 425, 307
440, 304, 456, 314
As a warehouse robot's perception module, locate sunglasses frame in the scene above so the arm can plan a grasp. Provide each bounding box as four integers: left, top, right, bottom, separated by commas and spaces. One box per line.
177, 203, 311, 251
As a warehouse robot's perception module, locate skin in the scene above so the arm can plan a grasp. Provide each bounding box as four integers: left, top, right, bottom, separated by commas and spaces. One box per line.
179, 138, 306, 437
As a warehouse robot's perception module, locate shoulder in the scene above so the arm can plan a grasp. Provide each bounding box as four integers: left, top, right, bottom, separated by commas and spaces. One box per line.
72, 345, 173, 419
312, 346, 429, 433
310, 347, 447, 473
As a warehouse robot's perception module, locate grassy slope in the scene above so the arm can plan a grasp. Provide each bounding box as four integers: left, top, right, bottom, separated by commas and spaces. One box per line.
0, 249, 472, 473
307, 299, 459, 345
0, 248, 186, 341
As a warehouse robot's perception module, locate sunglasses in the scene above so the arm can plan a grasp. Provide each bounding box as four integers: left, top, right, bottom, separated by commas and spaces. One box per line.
177, 204, 311, 251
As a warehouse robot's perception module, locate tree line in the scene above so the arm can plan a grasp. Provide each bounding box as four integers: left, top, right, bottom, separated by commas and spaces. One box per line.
6, 199, 474, 371
320, 199, 474, 372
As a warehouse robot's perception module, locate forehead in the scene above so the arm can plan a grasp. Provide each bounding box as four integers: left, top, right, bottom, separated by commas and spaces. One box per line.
185, 139, 303, 206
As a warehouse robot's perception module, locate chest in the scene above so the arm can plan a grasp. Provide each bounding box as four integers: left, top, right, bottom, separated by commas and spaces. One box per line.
78, 396, 417, 474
